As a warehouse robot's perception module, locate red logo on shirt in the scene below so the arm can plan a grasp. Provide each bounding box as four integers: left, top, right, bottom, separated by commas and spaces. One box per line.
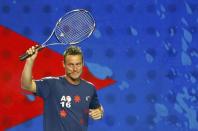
74, 95, 81, 103
59, 109, 67, 118
80, 118, 84, 125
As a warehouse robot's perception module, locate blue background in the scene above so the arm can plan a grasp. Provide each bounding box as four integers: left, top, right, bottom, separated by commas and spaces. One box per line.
1, 0, 198, 131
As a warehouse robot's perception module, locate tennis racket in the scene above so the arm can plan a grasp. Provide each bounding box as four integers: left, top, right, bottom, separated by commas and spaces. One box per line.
19, 9, 95, 61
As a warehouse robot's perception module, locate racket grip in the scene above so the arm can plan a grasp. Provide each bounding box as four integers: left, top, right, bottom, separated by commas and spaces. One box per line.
19, 45, 44, 61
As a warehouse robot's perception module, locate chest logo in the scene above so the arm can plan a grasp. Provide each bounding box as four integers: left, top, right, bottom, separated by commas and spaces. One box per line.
60, 96, 72, 108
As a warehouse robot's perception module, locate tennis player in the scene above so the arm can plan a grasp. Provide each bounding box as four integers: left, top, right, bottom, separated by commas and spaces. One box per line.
21, 45, 104, 131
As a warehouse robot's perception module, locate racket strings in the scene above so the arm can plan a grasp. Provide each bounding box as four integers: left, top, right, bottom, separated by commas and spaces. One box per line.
60, 11, 94, 31
58, 18, 93, 40
57, 25, 93, 43
61, 12, 94, 30
58, 24, 93, 44
55, 11, 95, 44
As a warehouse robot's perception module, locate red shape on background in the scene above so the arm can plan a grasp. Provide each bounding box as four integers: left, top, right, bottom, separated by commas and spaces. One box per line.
0, 25, 115, 130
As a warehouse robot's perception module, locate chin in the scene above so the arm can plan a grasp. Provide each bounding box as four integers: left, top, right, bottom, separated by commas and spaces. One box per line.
70, 75, 81, 80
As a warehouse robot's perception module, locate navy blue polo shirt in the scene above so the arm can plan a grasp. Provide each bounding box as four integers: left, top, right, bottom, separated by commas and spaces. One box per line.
35, 76, 100, 131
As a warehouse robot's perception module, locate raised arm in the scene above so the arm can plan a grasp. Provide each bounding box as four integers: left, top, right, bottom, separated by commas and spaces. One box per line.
21, 46, 38, 93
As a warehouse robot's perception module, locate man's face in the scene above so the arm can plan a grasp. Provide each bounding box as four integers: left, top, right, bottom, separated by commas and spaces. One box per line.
64, 55, 83, 80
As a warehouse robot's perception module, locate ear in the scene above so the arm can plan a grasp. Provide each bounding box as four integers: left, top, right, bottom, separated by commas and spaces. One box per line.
62, 61, 65, 68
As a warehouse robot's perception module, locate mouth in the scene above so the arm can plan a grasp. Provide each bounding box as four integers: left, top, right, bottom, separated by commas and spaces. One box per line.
72, 72, 79, 74
71, 72, 80, 76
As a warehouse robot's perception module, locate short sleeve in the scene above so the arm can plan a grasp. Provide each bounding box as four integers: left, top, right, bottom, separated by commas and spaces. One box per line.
35, 78, 50, 99
89, 88, 101, 109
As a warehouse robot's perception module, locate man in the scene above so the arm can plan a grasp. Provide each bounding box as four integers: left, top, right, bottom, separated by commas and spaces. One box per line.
21, 45, 104, 131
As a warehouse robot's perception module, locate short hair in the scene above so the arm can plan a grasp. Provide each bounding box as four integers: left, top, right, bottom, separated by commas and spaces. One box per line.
63, 45, 83, 63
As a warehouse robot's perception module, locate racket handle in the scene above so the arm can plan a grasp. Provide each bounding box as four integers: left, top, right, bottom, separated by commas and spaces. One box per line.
19, 45, 44, 61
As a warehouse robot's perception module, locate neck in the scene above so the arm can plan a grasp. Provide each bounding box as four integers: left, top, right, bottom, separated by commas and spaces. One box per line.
65, 75, 80, 85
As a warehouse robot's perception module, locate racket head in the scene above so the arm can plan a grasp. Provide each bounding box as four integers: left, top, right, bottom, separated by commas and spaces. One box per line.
55, 9, 95, 45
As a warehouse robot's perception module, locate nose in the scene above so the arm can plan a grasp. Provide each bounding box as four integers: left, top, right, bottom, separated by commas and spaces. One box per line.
73, 65, 78, 71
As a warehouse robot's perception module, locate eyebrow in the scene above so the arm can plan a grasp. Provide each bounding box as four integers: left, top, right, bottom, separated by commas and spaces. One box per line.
67, 62, 82, 65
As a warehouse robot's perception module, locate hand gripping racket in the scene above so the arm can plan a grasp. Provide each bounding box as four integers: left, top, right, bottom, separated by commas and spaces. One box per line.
19, 9, 95, 61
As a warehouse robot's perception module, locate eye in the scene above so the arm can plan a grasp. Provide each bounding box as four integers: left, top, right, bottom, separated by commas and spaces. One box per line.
77, 63, 82, 66
68, 64, 74, 67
